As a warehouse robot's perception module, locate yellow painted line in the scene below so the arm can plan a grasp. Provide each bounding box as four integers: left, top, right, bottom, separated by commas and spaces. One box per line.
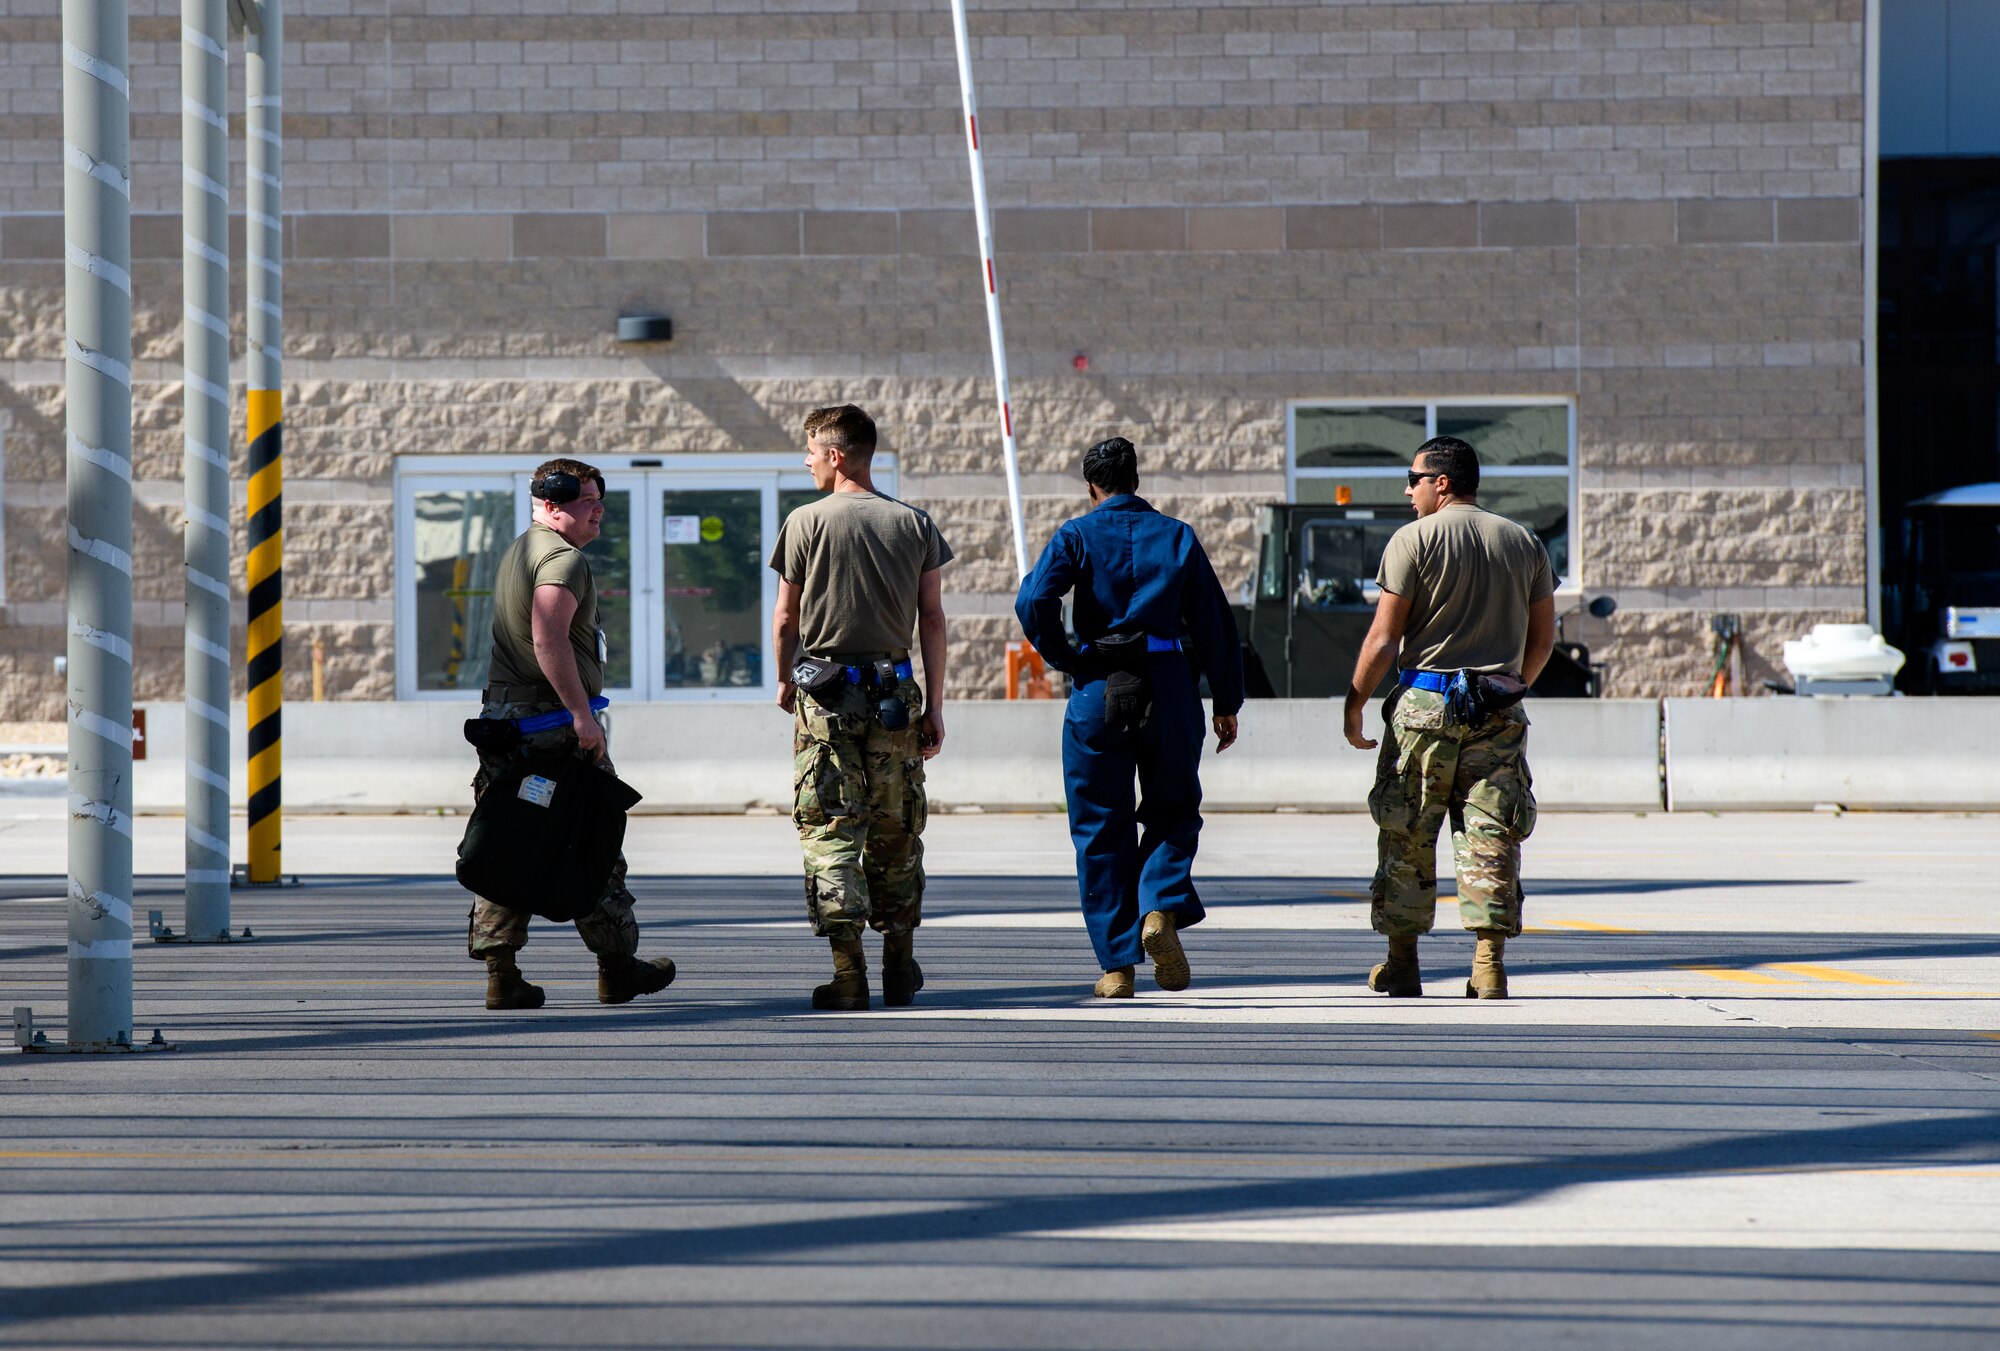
1766, 963, 1903, 987
1677, 965, 1802, 986
1979, 1033, 2000, 1042
1544, 920, 1649, 935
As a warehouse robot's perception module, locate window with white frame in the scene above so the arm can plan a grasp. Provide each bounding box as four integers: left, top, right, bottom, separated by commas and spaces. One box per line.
1287, 400, 1575, 583
393, 454, 895, 701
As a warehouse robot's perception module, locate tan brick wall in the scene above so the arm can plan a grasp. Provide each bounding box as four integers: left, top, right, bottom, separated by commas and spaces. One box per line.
0, 1, 1868, 718
0, 1, 1864, 215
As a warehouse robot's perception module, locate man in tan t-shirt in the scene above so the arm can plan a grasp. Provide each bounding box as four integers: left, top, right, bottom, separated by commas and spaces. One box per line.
1344, 435, 1556, 1000
465, 457, 677, 1011
771, 404, 951, 1011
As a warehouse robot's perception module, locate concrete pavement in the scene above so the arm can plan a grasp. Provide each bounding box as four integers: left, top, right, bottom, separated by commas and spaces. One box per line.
2, 811, 1997, 1347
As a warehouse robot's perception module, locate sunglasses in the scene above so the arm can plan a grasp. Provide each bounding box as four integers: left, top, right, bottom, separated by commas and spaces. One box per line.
1406, 470, 1442, 487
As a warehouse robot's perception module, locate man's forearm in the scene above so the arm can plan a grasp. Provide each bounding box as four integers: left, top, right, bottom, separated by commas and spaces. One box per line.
919, 611, 947, 704
774, 620, 798, 677
1346, 633, 1398, 711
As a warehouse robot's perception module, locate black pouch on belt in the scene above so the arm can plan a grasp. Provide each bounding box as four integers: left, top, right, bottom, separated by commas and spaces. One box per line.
1094, 631, 1153, 733
462, 717, 522, 754
791, 655, 847, 706
1445, 670, 1530, 725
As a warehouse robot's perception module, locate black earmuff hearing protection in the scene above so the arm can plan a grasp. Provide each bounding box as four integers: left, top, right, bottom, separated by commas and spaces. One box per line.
531, 471, 582, 505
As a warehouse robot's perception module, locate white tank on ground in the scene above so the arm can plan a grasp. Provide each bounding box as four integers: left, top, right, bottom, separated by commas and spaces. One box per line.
1781, 623, 1905, 694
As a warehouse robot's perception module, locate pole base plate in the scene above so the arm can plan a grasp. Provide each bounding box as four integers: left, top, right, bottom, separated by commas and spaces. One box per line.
230, 865, 300, 888
15, 1009, 176, 1054
148, 910, 259, 945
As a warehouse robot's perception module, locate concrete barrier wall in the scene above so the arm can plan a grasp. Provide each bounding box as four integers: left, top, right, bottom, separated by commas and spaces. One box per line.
132, 697, 1667, 814
1663, 697, 2000, 810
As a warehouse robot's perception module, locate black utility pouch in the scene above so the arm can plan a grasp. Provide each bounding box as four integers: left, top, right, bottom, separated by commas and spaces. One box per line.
1094, 631, 1152, 732
791, 655, 847, 705
463, 717, 522, 754
872, 659, 910, 731
1445, 670, 1530, 725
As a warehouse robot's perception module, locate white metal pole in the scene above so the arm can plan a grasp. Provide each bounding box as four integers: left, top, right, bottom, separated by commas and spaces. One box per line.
1862, 0, 1882, 631
61, 0, 137, 1048
945, 0, 1030, 579
180, 0, 234, 939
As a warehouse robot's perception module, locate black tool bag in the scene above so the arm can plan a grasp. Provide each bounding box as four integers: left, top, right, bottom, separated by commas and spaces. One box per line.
456, 751, 643, 922
1093, 631, 1153, 732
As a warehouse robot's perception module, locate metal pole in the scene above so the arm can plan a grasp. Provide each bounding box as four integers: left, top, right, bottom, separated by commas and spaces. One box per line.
244, 0, 283, 883
179, 0, 235, 937
1861, 0, 1883, 631
62, 0, 137, 1048
945, 0, 1029, 579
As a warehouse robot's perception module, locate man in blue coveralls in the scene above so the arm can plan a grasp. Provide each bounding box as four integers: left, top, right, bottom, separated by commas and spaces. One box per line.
1015, 437, 1245, 998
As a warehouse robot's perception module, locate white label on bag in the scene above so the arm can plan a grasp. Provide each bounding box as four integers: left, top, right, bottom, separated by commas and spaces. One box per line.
517, 774, 558, 808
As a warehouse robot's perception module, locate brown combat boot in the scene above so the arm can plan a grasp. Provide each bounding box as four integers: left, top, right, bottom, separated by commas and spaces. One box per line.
1141, 910, 1191, 991
1093, 965, 1135, 998
812, 937, 869, 1011
1367, 935, 1423, 997
1467, 930, 1508, 1000
484, 950, 546, 1010
598, 954, 677, 1005
882, 930, 924, 1007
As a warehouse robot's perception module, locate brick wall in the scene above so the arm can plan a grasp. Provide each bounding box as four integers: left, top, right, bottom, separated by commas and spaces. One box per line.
0, 1, 1867, 717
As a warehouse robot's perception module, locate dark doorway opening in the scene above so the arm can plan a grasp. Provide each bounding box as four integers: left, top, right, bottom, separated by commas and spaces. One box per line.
1878, 157, 2000, 685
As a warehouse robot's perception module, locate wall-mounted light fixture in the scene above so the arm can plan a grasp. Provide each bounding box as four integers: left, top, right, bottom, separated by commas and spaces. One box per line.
616, 313, 673, 343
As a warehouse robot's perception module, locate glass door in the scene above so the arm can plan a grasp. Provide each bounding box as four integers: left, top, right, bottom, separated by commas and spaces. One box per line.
647, 476, 779, 700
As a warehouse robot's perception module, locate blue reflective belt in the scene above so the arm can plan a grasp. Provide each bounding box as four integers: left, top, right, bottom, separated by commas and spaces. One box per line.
1079, 636, 1184, 654
516, 695, 610, 734
1400, 669, 1453, 693
844, 659, 914, 685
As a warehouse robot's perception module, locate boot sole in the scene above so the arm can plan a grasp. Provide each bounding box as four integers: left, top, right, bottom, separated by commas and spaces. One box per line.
486, 989, 546, 1010
811, 994, 870, 1011
1466, 982, 1509, 1000
1142, 917, 1191, 992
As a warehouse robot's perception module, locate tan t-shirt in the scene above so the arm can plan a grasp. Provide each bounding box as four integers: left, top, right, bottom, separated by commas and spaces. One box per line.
1377, 503, 1556, 674
487, 523, 603, 697
770, 491, 954, 660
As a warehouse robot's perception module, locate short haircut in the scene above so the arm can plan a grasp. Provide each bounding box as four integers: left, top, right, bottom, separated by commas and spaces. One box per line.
803, 404, 877, 459
1415, 435, 1479, 496
531, 457, 605, 498
1083, 436, 1139, 494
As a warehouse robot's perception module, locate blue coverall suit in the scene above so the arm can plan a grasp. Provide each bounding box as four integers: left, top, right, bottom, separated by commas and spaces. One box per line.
1014, 495, 1246, 972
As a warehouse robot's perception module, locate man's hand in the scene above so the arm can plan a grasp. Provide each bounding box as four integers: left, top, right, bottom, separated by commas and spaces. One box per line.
918, 707, 945, 760
1344, 692, 1377, 751
1212, 714, 1238, 753
572, 709, 608, 764
776, 680, 796, 715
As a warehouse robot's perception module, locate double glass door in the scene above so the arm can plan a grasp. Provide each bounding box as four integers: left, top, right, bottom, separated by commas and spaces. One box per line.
520, 471, 831, 702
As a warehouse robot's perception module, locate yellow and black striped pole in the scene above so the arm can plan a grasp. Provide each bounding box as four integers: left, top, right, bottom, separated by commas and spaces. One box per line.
245, 390, 282, 881
243, 0, 282, 884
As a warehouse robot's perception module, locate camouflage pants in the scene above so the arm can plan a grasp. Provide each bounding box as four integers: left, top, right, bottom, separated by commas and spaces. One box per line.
465, 701, 639, 960
792, 678, 927, 942
1368, 686, 1536, 939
